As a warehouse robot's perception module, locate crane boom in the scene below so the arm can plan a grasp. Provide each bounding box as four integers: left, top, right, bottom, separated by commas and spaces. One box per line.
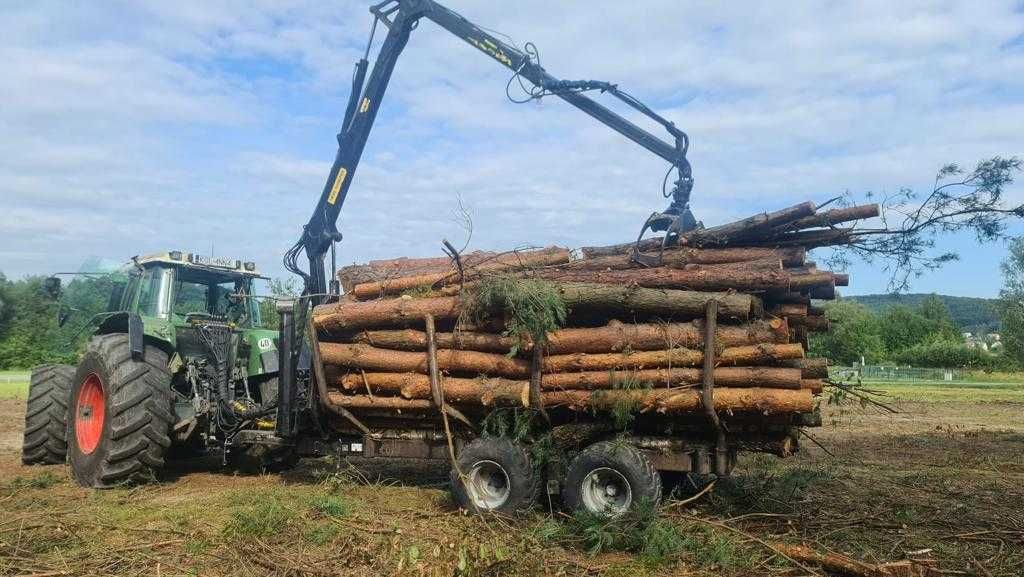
286, 0, 697, 301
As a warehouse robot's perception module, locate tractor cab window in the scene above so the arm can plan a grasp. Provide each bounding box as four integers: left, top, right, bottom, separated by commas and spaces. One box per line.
136, 267, 173, 319
171, 270, 253, 326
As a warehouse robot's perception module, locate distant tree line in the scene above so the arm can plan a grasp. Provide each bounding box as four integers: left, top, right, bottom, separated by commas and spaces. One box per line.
0, 271, 297, 370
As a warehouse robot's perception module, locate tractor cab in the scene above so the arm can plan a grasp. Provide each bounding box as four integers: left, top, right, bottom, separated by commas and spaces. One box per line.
128, 251, 264, 329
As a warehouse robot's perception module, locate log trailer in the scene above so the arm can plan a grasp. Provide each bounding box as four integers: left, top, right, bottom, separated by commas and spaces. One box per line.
25, 0, 819, 516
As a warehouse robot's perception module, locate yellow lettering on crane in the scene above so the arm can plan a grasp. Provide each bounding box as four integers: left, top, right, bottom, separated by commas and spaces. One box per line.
327, 168, 348, 205
468, 37, 512, 67
359, 98, 370, 113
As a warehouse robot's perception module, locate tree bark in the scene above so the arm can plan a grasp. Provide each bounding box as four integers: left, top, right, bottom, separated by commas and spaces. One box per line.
555, 282, 758, 320
801, 379, 824, 394
337, 366, 805, 396
325, 392, 434, 411
542, 387, 814, 415
353, 328, 519, 353
769, 303, 808, 318
776, 203, 879, 232
319, 343, 530, 378
528, 266, 790, 292
350, 247, 571, 299
313, 295, 464, 332
680, 202, 816, 247
573, 246, 806, 270
780, 358, 828, 379
789, 271, 836, 289
542, 342, 804, 373
338, 250, 498, 290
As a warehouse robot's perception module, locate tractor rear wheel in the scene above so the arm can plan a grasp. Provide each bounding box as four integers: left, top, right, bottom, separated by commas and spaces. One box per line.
22, 364, 75, 465
67, 335, 174, 488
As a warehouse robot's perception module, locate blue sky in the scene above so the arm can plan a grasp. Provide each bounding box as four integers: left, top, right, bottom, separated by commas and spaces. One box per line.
1, 1, 1022, 297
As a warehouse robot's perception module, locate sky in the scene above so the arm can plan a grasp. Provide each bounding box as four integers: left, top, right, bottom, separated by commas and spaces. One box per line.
1, 1, 1022, 297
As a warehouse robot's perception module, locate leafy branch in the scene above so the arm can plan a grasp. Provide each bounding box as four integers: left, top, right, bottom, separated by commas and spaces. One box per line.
823, 156, 1023, 292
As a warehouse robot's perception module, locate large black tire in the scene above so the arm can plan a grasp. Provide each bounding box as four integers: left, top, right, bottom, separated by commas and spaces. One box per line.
22, 364, 75, 465
562, 441, 662, 516
450, 437, 540, 515
67, 335, 174, 488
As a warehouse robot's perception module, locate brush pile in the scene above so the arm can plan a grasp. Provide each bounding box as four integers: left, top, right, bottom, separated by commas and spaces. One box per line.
311, 201, 877, 442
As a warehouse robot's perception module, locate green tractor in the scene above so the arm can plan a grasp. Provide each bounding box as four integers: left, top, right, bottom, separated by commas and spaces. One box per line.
22, 252, 283, 487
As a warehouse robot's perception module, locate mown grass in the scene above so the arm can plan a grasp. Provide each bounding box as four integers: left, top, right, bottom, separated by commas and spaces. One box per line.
866, 380, 1024, 402
2, 377, 1022, 576
0, 371, 29, 399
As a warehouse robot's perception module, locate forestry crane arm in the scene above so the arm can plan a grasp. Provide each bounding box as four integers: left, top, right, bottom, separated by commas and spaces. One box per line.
285, 0, 698, 302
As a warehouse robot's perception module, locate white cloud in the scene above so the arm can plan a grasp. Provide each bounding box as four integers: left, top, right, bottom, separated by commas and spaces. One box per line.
0, 0, 1021, 297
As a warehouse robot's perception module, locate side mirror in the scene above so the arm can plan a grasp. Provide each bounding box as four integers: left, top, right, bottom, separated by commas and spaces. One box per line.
43, 276, 62, 300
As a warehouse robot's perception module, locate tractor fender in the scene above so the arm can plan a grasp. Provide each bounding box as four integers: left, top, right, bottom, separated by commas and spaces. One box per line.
95, 312, 174, 360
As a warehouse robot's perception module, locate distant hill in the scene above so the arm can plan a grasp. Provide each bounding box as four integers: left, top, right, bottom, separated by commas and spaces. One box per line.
844, 293, 1000, 334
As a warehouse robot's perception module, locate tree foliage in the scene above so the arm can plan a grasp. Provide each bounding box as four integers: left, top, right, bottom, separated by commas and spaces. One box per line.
827, 156, 1023, 292
998, 237, 1024, 364
809, 295, 997, 368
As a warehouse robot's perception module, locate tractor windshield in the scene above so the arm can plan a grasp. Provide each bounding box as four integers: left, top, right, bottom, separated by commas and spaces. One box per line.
171, 268, 259, 327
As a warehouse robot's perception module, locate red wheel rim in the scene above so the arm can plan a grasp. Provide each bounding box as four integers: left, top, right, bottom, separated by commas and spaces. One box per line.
75, 373, 105, 455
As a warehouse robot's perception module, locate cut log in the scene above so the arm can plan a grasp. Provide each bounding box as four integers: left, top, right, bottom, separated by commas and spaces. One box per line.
352, 318, 790, 355
801, 379, 824, 394
542, 343, 804, 373
319, 343, 530, 378
573, 246, 806, 269
338, 366, 805, 396
338, 250, 496, 292
528, 266, 790, 292
542, 387, 814, 415
806, 281, 836, 300
780, 358, 828, 379
777, 203, 880, 232
338, 373, 530, 406
680, 202, 816, 247
765, 292, 811, 305
351, 247, 571, 299
768, 303, 808, 318
313, 295, 463, 332
353, 328, 518, 354
801, 315, 830, 332
543, 366, 803, 390
789, 271, 836, 289
325, 392, 433, 411
556, 283, 758, 320
746, 228, 854, 249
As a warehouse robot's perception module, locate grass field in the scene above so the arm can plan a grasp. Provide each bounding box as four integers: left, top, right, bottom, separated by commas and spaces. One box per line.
0, 371, 29, 400
1, 379, 1022, 576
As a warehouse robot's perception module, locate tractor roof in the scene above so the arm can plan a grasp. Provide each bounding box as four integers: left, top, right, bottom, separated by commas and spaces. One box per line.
134, 251, 262, 277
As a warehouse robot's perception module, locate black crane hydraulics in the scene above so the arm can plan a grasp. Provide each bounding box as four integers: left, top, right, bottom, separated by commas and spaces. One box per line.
285, 0, 699, 302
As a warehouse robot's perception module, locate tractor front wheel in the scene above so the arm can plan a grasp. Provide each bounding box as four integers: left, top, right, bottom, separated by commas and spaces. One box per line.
22, 364, 75, 465
67, 335, 174, 488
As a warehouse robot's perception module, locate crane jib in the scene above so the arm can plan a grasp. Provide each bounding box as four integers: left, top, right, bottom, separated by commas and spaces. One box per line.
290, 0, 696, 303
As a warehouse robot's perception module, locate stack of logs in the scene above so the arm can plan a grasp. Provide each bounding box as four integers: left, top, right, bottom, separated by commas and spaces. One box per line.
311, 201, 877, 430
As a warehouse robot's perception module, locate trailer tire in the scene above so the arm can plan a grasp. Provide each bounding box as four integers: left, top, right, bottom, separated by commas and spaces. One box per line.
451, 437, 539, 515
67, 335, 173, 488
562, 441, 661, 516
22, 364, 75, 465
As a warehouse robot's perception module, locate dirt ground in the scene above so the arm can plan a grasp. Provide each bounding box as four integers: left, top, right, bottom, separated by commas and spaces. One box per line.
1, 384, 1022, 577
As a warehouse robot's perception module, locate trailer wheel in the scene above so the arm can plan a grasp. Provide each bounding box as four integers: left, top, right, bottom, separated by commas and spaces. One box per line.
67, 335, 173, 488
22, 364, 75, 465
450, 437, 539, 515
562, 441, 662, 516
